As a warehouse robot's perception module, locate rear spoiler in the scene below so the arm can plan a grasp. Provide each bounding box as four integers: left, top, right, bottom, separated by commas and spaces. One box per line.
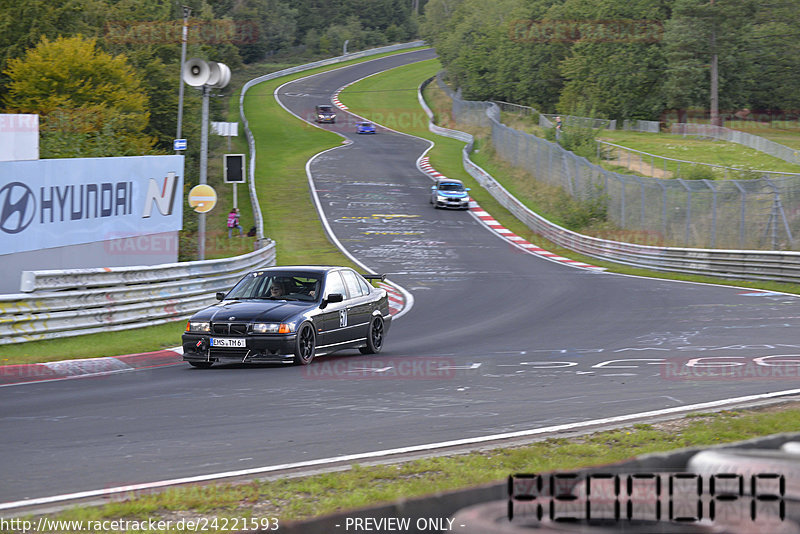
362, 274, 386, 282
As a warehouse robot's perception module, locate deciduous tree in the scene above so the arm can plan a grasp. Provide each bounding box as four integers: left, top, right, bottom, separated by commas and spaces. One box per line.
3, 35, 155, 157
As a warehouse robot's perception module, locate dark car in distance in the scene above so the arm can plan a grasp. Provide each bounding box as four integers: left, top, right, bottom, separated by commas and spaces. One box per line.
315, 104, 336, 123
182, 266, 391, 367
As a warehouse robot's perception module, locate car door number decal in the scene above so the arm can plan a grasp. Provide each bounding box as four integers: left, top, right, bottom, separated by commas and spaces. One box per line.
339, 309, 348, 328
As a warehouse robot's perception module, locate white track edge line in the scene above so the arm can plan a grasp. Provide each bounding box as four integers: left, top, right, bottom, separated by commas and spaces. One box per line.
4, 388, 800, 511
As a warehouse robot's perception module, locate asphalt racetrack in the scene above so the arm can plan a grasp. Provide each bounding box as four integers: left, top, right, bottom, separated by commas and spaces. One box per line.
3, 48, 800, 506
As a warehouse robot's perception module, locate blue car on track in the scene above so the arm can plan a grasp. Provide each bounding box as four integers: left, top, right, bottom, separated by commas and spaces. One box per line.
356, 121, 376, 134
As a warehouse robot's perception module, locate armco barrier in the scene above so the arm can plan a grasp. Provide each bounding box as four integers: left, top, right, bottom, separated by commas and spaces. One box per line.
419, 77, 800, 285
0, 242, 276, 345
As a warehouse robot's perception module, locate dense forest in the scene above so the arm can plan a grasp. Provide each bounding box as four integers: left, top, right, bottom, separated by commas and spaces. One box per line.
420, 0, 800, 122
0, 0, 424, 159
5, 0, 798, 162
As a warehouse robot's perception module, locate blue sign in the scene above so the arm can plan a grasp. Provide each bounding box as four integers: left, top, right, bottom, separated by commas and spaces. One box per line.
173, 139, 187, 151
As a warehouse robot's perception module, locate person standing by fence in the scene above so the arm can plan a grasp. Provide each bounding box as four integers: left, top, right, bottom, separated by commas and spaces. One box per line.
227, 208, 243, 237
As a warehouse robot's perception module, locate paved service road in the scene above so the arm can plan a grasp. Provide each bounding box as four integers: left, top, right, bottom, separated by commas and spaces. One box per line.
2, 49, 800, 505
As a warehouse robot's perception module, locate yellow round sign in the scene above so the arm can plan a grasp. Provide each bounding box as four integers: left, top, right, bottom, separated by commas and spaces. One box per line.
188, 184, 217, 213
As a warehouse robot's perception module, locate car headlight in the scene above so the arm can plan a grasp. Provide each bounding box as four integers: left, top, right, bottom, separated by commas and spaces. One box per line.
186, 321, 210, 333
252, 323, 279, 334
252, 322, 297, 334
437, 195, 448, 202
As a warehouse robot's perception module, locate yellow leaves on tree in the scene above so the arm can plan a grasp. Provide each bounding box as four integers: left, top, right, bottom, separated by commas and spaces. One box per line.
3, 35, 156, 156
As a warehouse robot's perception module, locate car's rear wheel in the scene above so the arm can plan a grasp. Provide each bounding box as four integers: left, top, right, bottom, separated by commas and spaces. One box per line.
360, 316, 384, 354
189, 361, 213, 369
293, 323, 316, 365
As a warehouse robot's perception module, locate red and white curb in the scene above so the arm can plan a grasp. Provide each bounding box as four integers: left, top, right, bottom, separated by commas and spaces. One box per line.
332, 92, 348, 110
0, 349, 183, 387
418, 156, 605, 272
419, 157, 445, 180
378, 282, 406, 316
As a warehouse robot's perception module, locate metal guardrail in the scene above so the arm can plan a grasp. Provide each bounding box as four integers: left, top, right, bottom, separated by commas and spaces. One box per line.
419, 77, 800, 285
597, 140, 800, 180
1, 243, 276, 345
673, 122, 800, 165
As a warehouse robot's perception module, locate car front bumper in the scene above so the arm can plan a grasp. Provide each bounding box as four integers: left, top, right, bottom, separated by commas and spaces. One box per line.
182, 333, 298, 364
435, 197, 470, 209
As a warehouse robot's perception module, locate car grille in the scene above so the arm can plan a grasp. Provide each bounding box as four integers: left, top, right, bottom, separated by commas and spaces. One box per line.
212, 322, 248, 336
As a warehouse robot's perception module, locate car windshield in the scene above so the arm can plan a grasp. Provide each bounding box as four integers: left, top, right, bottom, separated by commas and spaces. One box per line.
438, 182, 464, 191
224, 271, 321, 302
318, 106, 333, 113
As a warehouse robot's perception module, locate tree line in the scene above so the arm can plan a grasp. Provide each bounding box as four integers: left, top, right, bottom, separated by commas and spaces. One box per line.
0, 0, 424, 159
420, 0, 800, 123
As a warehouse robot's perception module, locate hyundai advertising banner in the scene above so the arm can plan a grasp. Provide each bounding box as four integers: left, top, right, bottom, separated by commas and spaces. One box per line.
0, 155, 183, 255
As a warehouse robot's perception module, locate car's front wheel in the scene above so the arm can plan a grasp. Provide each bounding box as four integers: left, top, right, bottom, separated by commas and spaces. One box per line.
360, 316, 384, 354
293, 322, 316, 365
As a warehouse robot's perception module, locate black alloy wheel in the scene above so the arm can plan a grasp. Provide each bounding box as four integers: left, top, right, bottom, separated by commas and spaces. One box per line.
293, 323, 316, 365
360, 316, 384, 354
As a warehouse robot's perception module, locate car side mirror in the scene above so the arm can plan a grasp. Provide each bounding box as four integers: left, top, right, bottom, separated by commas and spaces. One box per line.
466, 188, 471, 191
431, 185, 436, 191
320, 293, 343, 309
216, 292, 225, 301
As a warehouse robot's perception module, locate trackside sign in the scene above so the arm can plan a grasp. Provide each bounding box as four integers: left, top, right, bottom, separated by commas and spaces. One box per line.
0, 155, 183, 255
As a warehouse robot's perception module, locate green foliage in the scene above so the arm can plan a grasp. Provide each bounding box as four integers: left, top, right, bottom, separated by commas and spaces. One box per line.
683, 163, 716, 181
0, 0, 422, 159
556, 187, 608, 229
423, 0, 800, 123
543, 114, 601, 161
3, 35, 156, 157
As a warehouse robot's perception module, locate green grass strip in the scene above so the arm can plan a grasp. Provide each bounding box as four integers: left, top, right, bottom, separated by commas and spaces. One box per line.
22, 405, 800, 530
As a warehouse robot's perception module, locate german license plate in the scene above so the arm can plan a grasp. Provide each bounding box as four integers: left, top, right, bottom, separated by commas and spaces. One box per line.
211, 338, 246, 348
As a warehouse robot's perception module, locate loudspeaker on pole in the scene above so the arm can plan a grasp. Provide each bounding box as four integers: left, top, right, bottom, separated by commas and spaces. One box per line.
183, 58, 230, 88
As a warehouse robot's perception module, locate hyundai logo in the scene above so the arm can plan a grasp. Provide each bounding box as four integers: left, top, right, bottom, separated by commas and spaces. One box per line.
0, 182, 36, 234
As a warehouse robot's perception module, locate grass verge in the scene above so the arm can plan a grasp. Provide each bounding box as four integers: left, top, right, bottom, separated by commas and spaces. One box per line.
13, 403, 800, 531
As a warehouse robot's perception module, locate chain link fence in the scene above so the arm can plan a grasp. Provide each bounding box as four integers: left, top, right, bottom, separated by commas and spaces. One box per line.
437, 74, 800, 251
672, 123, 800, 165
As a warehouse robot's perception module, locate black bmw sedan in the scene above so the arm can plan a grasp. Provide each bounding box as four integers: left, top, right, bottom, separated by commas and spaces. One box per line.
182, 266, 391, 367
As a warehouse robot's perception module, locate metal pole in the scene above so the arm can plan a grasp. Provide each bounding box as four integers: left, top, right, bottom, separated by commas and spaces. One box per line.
199, 84, 209, 260
175, 6, 191, 154
703, 179, 717, 248
733, 181, 746, 249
